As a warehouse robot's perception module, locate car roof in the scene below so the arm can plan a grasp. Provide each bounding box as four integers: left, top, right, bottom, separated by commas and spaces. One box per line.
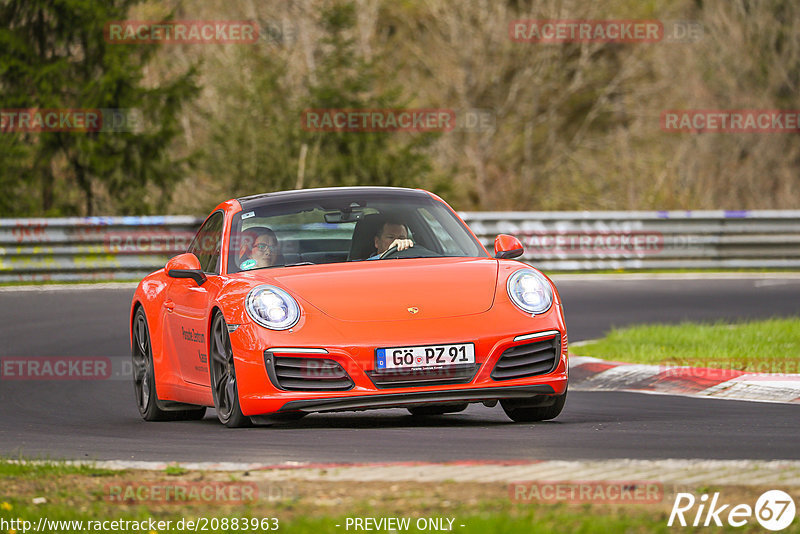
237, 186, 431, 210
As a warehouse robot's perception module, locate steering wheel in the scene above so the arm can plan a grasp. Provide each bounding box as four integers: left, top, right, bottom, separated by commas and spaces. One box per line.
379, 244, 438, 260
379, 244, 400, 260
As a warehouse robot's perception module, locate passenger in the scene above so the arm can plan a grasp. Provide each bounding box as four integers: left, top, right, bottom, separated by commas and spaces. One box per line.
239, 227, 281, 269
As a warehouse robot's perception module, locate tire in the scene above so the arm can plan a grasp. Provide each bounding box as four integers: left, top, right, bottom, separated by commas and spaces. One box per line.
407, 403, 468, 416
501, 391, 567, 423
209, 313, 252, 428
132, 307, 206, 421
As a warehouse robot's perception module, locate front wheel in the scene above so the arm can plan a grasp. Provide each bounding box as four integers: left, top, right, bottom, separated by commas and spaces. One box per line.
209, 313, 251, 428
501, 391, 567, 422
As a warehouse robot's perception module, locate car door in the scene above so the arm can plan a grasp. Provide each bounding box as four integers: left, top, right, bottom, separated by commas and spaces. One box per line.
164, 211, 224, 386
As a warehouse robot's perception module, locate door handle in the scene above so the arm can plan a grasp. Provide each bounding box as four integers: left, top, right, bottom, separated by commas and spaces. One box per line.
164, 300, 175, 312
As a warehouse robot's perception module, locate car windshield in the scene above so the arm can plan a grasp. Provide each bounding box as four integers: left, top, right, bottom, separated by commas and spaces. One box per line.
228, 190, 487, 273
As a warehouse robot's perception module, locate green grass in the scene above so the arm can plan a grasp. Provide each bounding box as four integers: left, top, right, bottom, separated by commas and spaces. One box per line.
0, 498, 785, 533
164, 464, 188, 476
575, 318, 800, 373
0, 457, 117, 478
2, 457, 793, 533
0, 498, 755, 534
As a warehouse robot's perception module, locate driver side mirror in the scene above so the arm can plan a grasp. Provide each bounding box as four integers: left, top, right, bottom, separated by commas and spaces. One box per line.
494, 234, 524, 259
166, 253, 207, 286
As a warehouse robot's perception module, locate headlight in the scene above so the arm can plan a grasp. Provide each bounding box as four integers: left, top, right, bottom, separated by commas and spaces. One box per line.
246, 285, 300, 330
507, 269, 553, 315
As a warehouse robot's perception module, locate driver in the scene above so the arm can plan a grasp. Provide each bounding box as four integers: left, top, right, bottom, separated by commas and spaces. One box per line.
370, 219, 414, 259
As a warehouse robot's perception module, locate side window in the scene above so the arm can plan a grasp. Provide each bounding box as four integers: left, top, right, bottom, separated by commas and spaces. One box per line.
188, 211, 224, 274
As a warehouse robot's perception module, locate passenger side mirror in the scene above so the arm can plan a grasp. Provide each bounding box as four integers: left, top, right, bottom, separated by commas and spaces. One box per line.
166, 253, 207, 286
494, 234, 524, 259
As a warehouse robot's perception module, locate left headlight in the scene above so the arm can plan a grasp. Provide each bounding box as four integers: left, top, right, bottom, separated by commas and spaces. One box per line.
507, 269, 553, 315
246, 285, 301, 330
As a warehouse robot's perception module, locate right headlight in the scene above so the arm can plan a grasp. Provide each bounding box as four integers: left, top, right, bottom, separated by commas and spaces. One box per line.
246, 285, 301, 330
506, 269, 553, 315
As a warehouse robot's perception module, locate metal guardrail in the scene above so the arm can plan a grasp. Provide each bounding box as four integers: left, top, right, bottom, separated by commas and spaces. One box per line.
1, 210, 799, 282
464, 210, 800, 271
0, 216, 199, 282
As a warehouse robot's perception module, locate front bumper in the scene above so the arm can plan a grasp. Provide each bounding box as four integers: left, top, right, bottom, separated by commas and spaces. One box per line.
272, 384, 557, 414
230, 304, 568, 416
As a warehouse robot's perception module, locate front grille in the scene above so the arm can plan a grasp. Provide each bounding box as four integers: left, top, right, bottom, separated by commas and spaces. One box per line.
491, 334, 560, 381
264, 353, 354, 391
366, 364, 479, 389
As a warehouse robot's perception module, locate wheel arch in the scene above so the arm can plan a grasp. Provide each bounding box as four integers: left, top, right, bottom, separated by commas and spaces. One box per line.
208, 305, 225, 340
129, 300, 144, 350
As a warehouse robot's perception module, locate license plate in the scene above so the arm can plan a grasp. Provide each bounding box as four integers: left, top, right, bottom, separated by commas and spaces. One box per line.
376, 343, 475, 370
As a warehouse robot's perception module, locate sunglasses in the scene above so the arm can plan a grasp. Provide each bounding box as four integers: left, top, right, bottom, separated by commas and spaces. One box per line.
253, 243, 278, 252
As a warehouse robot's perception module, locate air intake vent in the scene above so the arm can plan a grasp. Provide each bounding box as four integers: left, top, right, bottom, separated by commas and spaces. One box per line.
366, 364, 479, 389
491, 334, 560, 381
265, 353, 354, 391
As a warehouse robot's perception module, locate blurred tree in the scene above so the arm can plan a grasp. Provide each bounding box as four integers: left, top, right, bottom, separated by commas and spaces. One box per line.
0, 134, 36, 216
0, 0, 198, 216
202, 1, 437, 203
302, 1, 436, 189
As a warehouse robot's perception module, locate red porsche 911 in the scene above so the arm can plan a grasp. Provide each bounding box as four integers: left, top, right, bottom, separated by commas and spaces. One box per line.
130, 187, 568, 427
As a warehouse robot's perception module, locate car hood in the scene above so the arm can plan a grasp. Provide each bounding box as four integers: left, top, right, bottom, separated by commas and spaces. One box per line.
272, 258, 498, 321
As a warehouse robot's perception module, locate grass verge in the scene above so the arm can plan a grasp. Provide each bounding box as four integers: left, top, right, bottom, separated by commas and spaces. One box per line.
1, 458, 797, 533
574, 318, 800, 373
0, 458, 118, 479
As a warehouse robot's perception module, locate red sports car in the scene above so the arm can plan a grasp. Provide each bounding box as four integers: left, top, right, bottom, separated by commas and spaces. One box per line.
130, 187, 568, 427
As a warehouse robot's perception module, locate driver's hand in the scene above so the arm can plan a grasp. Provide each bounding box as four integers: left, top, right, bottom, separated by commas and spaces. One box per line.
391, 239, 414, 252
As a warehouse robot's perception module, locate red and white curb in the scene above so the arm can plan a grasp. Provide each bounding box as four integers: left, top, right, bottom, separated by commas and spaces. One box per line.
569, 356, 800, 404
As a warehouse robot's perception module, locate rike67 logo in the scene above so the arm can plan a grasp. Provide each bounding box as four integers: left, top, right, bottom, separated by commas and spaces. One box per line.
669, 490, 796, 531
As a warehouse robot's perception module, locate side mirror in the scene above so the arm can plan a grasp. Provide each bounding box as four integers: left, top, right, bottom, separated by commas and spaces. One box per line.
166, 253, 207, 286
494, 234, 524, 259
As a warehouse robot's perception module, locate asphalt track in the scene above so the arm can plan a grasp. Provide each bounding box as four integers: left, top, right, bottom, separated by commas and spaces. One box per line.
1, 276, 798, 463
